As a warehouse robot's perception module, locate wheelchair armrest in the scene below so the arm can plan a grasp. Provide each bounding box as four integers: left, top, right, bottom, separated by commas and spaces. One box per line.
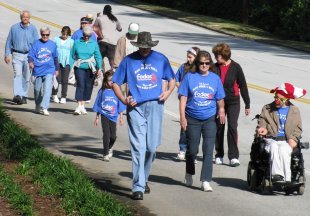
300, 142, 309, 149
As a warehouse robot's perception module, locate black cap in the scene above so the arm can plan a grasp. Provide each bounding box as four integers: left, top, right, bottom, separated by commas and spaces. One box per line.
80, 17, 90, 24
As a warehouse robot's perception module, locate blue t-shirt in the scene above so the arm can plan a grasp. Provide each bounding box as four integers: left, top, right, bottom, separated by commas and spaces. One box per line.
112, 50, 175, 103
175, 64, 185, 83
28, 39, 58, 77
93, 88, 126, 123
178, 71, 225, 120
277, 106, 290, 137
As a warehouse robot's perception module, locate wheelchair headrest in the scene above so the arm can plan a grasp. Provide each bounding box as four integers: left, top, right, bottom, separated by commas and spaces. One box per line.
300, 142, 309, 149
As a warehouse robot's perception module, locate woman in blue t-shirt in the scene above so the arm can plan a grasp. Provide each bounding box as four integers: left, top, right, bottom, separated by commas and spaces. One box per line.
179, 50, 225, 192
175, 47, 200, 161
93, 70, 125, 162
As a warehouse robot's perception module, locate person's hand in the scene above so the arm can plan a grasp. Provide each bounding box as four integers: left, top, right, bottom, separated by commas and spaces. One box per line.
257, 127, 267, 136
96, 70, 101, 78
180, 117, 187, 131
218, 108, 225, 124
125, 96, 137, 107
29, 62, 34, 69
288, 138, 297, 149
94, 116, 99, 127
55, 71, 59, 77
159, 91, 169, 102
245, 108, 250, 116
119, 117, 124, 126
4, 56, 11, 64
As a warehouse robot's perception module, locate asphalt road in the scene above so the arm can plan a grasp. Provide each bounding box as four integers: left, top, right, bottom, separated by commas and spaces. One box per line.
0, 0, 310, 215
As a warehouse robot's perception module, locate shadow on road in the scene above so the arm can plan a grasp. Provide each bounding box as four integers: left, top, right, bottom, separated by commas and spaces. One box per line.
213, 177, 248, 191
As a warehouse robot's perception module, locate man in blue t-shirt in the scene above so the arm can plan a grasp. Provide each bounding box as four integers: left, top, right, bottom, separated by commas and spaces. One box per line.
112, 31, 175, 200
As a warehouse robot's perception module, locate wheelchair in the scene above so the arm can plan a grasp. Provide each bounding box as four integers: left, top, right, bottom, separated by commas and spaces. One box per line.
247, 115, 309, 195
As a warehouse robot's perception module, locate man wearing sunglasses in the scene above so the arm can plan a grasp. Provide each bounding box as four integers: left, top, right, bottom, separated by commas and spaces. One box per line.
4, 10, 39, 105
257, 83, 306, 183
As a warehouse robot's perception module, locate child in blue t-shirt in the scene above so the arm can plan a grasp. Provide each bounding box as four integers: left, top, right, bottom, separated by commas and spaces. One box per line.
176, 47, 200, 161
93, 70, 126, 161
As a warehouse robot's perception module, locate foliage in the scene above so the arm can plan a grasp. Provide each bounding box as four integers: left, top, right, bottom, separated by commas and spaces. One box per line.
139, 0, 310, 41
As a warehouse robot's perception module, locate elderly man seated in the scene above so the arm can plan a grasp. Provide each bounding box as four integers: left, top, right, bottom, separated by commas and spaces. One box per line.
256, 83, 307, 182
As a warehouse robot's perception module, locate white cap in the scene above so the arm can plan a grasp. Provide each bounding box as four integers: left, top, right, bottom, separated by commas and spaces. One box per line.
86, 13, 94, 21
128, 23, 139, 35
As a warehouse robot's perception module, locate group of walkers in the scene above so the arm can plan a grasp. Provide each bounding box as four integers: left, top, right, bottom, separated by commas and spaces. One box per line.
4, 5, 307, 201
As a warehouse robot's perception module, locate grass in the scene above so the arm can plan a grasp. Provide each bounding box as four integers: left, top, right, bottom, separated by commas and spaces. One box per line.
0, 101, 134, 216
113, 0, 310, 53
0, 165, 33, 215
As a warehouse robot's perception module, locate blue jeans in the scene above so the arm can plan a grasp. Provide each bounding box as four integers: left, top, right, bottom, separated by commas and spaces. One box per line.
127, 100, 164, 192
74, 68, 95, 101
179, 129, 187, 152
34, 73, 53, 109
12, 52, 30, 97
186, 115, 216, 182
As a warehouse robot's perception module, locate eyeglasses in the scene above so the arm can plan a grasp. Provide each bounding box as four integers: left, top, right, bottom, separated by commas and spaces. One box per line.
83, 34, 91, 37
41, 34, 50, 37
274, 96, 288, 102
199, 61, 210, 66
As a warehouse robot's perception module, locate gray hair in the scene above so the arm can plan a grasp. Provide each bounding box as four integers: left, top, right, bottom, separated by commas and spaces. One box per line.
20, 10, 30, 19
82, 25, 92, 35
40, 26, 51, 33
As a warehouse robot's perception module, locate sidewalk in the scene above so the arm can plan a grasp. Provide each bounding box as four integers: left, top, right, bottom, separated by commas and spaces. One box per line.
113, 0, 310, 53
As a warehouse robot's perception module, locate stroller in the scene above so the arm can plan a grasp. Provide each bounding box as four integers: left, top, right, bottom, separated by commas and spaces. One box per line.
247, 115, 309, 195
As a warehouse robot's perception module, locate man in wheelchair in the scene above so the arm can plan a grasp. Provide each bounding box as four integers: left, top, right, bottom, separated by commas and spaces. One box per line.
250, 83, 307, 194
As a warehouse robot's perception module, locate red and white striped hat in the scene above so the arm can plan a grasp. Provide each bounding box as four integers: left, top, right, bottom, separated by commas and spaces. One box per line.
270, 83, 307, 99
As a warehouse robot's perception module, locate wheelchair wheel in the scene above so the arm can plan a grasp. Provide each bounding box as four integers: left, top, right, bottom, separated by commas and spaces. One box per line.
298, 176, 305, 195
261, 177, 271, 194
247, 162, 257, 191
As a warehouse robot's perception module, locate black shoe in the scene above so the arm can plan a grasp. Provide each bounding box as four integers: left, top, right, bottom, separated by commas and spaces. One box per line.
132, 191, 143, 200
145, 183, 150, 194
272, 175, 285, 183
13, 95, 22, 105
22, 97, 27, 104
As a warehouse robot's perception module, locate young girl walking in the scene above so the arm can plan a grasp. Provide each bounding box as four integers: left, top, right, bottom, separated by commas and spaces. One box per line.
93, 69, 125, 161
176, 47, 200, 160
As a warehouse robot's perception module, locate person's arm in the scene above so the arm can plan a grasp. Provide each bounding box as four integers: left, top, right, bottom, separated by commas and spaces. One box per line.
94, 42, 102, 70
287, 107, 302, 148
159, 78, 175, 101
217, 99, 225, 124
256, 106, 268, 136
180, 95, 187, 131
236, 63, 250, 114
112, 83, 136, 107
94, 112, 100, 127
116, 20, 122, 32
4, 27, 13, 64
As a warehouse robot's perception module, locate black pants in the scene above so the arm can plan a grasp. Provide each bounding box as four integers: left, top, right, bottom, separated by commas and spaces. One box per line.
52, 64, 70, 98
215, 102, 240, 160
101, 115, 117, 156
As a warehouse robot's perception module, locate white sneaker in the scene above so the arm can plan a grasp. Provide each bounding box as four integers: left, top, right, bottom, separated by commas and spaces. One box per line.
103, 155, 110, 162
177, 151, 186, 160
60, 98, 66, 104
52, 95, 59, 103
74, 106, 81, 115
215, 157, 223, 165
194, 159, 198, 164
201, 181, 213, 192
42, 109, 50, 116
80, 107, 87, 115
85, 100, 91, 103
230, 158, 240, 167
184, 173, 193, 186
108, 149, 113, 158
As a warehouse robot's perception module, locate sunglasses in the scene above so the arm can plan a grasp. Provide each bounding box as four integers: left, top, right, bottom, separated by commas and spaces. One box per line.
83, 34, 91, 37
199, 61, 210, 66
274, 96, 288, 102
41, 34, 50, 37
